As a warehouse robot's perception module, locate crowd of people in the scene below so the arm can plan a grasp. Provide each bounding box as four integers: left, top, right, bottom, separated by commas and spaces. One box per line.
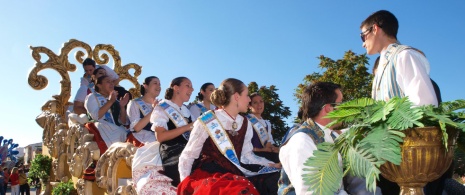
29, 9, 451, 195
0, 164, 33, 195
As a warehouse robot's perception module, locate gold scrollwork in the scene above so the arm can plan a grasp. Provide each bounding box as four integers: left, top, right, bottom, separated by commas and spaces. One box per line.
28, 39, 142, 118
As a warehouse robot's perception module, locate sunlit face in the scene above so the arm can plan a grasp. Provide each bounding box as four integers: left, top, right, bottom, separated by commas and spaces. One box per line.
97, 77, 114, 95
83, 65, 95, 77
361, 25, 378, 55
201, 84, 215, 102
237, 85, 251, 113
249, 95, 265, 115
144, 77, 161, 97
175, 79, 194, 103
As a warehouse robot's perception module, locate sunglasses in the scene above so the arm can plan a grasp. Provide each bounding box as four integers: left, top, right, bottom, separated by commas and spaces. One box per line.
360, 26, 374, 42
321, 102, 343, 109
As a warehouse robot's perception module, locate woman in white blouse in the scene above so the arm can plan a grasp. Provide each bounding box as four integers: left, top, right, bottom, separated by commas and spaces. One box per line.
150, 76, 194, 186
188, 82, 216, 121
126, 76, 161, 147
84, 75, 130, 148
178, 78, 281, 195
248, 93, 280, 163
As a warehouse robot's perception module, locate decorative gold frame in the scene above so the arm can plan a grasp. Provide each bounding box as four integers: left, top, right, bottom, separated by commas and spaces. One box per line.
28, 39, 142, 194
28, 39, 142, 118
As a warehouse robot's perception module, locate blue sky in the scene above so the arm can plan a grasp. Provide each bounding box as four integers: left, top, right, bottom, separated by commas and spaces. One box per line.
1, 1, 464, 147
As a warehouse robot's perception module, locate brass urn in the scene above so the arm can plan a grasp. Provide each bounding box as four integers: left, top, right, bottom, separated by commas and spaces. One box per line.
380, 126, 459, 195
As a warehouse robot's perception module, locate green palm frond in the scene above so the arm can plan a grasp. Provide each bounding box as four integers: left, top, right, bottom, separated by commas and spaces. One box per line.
303, 142, 343, 195
346, 146, 382, 192
387, 98, 424, 129
358, 124, 404, 165
369, 98, 396, 123
438, 99, 465, 114
325, 109, 361, 127
336, 97, 375, 109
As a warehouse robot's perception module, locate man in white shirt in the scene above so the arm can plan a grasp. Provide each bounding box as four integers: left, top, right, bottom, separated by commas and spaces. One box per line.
279, 82, 347, 195
73, 58, 97, 115
360, 10, 441, 195
360, 10, 437, 107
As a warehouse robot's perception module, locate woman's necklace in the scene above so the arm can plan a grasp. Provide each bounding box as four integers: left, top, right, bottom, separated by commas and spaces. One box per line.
223, 109, 238, 136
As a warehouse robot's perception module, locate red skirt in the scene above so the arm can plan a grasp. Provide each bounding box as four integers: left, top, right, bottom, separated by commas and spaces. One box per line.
125, 132, 144, 147
178, 169, 259, 195
84, 122, 108, 154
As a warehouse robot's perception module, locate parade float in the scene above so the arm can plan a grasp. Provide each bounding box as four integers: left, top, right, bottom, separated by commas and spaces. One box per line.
29, 39, 141, 195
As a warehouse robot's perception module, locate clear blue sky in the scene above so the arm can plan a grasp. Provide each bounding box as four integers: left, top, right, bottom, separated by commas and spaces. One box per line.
1, 1, 464, 147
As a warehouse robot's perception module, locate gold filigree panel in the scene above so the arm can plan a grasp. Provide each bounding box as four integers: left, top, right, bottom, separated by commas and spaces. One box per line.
28, 39, 142, 118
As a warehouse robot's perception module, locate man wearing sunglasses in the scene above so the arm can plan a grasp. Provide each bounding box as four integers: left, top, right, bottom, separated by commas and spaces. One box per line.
278, 82, 378, 195
361, 10, 442, 195
360, 10, 437, 107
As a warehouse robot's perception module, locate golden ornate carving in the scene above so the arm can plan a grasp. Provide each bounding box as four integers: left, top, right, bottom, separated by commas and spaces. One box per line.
95, 142, 137, 195
29, 39, 143, 194
29, 39, 142, 118
380, 127, 459, 195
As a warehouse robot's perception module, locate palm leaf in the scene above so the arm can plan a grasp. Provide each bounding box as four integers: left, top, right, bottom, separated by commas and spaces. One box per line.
358, 124, 404, 165
387, 98, 424, 129
369, 98, 396, 123
438, 99, 465, 114
345, 146, 382, 193
335, 97, 375, 109
302, 142, 343, 195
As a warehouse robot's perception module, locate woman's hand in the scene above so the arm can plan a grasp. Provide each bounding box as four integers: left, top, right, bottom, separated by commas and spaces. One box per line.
152, 98, 160, 108
119, 93, 130, 107
185, 122, 194, 132
268, 162, 282, 169
109, 90, 118, 103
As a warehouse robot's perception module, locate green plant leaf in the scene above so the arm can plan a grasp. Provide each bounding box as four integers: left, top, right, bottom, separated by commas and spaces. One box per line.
387, 98, 424, 129
358, 124, 404, 165
302, 142, 343, 195
346, 146, 382, 193
438, 99, 465, 114
369, 98, 396, 123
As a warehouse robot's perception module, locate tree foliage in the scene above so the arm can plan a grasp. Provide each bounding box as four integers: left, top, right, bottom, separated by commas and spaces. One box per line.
295, 50, 372, 105
28, 154, 52, 181
248, 82, 292, 144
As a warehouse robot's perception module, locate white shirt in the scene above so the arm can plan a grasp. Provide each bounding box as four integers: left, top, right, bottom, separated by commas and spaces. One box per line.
150, 99, 191, 131
74, 83, 89, 103
127, 98, 153, 131
127, 98, 157, 143
188, 102, 216, 122
178, 109, 274, 181
376, 45, 438, 106
279, 123, 347, 195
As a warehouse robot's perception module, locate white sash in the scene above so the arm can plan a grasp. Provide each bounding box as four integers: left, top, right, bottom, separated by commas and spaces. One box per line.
199, 111, 279, 177
246, 114, 269, 147
159, 102, 190, 140
134, 98, 152, 116
94, 93, 116, 124
196, 103, 208, 114
88, 82, 95, 94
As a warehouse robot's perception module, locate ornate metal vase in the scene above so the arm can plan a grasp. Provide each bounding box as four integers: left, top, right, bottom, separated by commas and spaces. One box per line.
380, 126, 459, 195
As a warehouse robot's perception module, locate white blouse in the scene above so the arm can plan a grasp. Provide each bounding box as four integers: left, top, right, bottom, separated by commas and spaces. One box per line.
127, 98, 153, 131
150, 99, 192, 131
188, 102, 217, 122
178, 109, 274, 181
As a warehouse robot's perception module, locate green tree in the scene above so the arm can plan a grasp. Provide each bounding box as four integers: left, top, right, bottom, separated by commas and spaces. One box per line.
295, 50, 372, 105
248, 82, 292, 144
